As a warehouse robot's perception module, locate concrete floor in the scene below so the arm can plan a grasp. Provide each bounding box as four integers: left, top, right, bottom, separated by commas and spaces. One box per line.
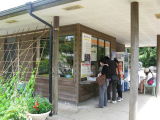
48, 92, 160, 120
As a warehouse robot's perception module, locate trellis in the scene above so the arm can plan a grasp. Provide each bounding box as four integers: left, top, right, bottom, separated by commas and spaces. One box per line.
0, 26, 49, 80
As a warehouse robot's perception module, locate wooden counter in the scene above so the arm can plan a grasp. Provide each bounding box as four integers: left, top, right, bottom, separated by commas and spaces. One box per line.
79, 80, 98, 102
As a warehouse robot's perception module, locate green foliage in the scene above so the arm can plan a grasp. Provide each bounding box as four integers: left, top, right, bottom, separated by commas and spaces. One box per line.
38, 59, 49, 74
139, 47, 157, 67
40, 39, 49, 59
0, 70, 52, 120
27, 96, 52, 114
38, 39, 49, 74
59, 36, 74, 54
0, 71, 36, 120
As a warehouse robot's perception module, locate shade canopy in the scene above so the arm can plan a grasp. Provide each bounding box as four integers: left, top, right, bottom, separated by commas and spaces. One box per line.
0, 0, 160, 47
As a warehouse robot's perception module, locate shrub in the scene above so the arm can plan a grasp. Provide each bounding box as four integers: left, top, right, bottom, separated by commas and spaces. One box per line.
27, 96, 52, 114
0, 71, 35, 120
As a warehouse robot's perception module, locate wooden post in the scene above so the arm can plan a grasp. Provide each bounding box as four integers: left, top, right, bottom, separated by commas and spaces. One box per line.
74, 24, 81, 104
129, 2, 139, 120
36, 39, 40, 62
33, 39, 37, 69
156, 35, 160, 97
52, 16, 59, 114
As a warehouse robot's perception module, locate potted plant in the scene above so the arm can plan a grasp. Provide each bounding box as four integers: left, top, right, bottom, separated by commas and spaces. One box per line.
26, 96, 52, 120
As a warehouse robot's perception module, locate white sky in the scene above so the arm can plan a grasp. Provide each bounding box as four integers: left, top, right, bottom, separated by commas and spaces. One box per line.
0, 0, 36, 11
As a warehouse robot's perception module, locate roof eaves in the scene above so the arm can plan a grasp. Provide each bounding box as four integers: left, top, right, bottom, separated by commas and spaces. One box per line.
0, 0, 80, 20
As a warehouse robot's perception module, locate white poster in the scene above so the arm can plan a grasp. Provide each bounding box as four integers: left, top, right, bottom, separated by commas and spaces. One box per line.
81, 62, 91, 78
82, 33, 92, 61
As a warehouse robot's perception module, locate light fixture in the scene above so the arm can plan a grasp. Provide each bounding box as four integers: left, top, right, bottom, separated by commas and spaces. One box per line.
155, 13, 160, 19
6, 20, 18, 23
63, 5, 84, 11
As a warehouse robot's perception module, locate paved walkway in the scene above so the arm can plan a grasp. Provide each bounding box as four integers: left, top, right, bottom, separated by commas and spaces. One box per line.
48, 92, 160, 120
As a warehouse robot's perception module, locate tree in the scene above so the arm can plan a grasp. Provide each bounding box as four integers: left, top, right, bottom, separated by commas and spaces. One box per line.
139, 47, 157, 67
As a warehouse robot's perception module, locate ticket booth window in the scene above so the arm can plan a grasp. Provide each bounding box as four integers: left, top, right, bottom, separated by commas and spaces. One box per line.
98, 39, 105, 61
38, 35, 74, 78
59, 35, 74, 78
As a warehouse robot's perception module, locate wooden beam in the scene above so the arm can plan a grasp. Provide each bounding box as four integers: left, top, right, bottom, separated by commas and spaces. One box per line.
52, 16, 59, 114
156, 35, 160, 97
129, 2, 139, 120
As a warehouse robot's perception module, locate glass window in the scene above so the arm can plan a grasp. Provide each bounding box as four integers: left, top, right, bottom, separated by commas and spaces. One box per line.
91, 37, 98, 77
38, 38, 49, 75
91, 37, 97, 61
97, 39, 105, 61
105, 41, 110, 57
38, 35, 74, 78
59, 35, 74, 78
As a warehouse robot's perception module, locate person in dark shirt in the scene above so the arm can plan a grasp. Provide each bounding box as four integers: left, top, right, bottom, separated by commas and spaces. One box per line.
104, 56, 118, 103
97, 57, 109, 108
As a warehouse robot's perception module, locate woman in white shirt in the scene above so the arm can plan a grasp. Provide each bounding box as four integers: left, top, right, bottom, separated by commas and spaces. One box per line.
139, 68, 153, 93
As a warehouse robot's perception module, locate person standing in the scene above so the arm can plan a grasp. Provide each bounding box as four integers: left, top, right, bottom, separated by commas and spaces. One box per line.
106, 57, 118, 103
114, 58, 123, 102
97, 58, 109, 108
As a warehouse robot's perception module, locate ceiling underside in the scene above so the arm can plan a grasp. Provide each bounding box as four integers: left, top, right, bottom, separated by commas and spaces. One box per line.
0, 0, 160, 47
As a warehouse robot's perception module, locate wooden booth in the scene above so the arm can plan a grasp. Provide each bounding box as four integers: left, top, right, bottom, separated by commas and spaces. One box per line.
0, 23, 121, 104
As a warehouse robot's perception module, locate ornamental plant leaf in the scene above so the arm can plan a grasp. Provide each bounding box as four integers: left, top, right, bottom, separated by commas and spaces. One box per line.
0, 71, 36, 120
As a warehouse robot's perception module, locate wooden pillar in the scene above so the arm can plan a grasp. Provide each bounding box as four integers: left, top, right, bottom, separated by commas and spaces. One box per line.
74, 24, 81, 104
52, 16, 59, 114
36, 39, 40, 62
33, 39, 37, 69
156, 35, 160, 97
129, 2, 139, 120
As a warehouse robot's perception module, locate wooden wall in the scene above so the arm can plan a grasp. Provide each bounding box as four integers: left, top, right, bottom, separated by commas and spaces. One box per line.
79, 83, 98, 102
33, 24, 117, 103
35, 76, 77, 103
0, 23, 118, 103
35, 76, 49, 97
58, 78, 77, 102
116, 42, 125, 52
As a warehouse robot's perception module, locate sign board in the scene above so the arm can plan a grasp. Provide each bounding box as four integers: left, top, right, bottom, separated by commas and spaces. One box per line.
82, 33, 92, 61
81, 62, 91, 78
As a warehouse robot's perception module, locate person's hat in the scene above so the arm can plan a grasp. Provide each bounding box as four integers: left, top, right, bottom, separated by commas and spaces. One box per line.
144, 68, 150, 73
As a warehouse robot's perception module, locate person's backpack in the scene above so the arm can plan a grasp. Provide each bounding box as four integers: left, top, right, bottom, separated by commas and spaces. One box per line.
96, 74, 106, 86
147, 72, 155, 85
147, 77, 154, 85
